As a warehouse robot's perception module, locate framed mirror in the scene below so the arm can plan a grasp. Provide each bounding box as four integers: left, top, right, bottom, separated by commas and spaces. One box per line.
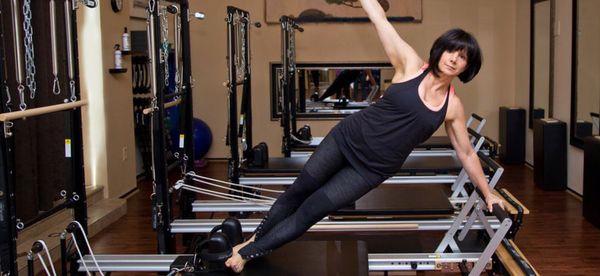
571, 0, 600, 148
270, 62, 394, 120
529, 0, 555, 128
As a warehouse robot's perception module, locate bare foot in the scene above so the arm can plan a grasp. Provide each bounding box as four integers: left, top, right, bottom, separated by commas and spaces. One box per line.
225, 252, 247, 273
227, 235, 254, 273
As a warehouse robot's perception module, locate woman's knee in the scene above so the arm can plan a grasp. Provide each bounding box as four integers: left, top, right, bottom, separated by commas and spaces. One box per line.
296, 189, 336, 224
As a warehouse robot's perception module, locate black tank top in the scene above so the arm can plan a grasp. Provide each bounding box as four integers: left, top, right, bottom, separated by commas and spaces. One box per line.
332, 68, 451, 181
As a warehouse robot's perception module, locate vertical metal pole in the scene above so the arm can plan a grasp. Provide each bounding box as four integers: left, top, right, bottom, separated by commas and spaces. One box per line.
287, 19, 298, 138
280, 17, 291, 157
227, 7, 240, 184
60, 233, 68, 276
27, 254, 34, 276
0, 1, 19, 273
241, 13, 252, 161
10, 0, 24, 85
178, 0, 195, 224
298, 70, 306, 113
67, 0, 89, 241
150, 0, 173, 254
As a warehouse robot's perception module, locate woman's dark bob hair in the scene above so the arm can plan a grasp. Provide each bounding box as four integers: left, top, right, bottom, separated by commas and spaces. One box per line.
428, 28, 482, 83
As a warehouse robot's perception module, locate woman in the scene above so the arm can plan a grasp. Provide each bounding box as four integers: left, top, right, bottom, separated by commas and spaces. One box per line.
226, 0, 504, 272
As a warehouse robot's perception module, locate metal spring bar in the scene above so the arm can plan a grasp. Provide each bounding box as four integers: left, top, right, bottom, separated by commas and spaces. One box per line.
50, 0, 61, 95
65, 0, 77, 102
147, 0, 159, 199
10, 0, 26, 110
147, 0, 158, 106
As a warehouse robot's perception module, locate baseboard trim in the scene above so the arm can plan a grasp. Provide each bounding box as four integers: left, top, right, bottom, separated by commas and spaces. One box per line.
567, 188, 583, 201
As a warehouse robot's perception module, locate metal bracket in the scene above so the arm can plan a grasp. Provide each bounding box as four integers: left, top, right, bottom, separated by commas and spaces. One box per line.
4, 121, 13, 138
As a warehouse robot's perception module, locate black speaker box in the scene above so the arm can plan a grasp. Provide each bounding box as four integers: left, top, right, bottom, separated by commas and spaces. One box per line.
499, 107, 525, 164
533, 119, 567, 190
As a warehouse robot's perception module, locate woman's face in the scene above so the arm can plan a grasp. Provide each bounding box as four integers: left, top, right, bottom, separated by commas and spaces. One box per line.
438, 50, 468, 77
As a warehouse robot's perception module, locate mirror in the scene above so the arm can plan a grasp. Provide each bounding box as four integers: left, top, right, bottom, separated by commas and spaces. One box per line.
271, 62, 394, 119
529, 0, 555, 128
571, 0, 600, 148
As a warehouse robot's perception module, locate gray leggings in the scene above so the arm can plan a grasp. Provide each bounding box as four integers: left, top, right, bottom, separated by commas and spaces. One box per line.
238, 134, 382, 259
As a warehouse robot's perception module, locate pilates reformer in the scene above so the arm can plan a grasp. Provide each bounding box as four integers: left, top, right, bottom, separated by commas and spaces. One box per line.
178, 148, 498, 227
67, 155, 531, 275
71, 168, 533, 275
169, 150, 515, 233
25, 213, 534, 276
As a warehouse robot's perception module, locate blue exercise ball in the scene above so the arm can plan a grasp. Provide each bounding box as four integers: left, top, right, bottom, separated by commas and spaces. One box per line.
193, 118, 212, 159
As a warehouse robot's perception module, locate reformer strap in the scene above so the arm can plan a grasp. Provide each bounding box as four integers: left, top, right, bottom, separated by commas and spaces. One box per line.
174, 182, 274, 206
186, 173, 283, 194
185, 178, 277, 202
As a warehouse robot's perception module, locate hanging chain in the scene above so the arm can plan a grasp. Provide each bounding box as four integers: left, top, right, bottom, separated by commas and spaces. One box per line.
240, 16, 247, 80
288, 26, 296, 73
233, 12, 240, 81
233, 12, 245, 83
18, 84, 26, 110
23, 0, 37, 100
160, 8, 169, 88
51, 0, 61, 95
174, 16, 182, 95
225, 13, 232, 89
69, 80, 76, 102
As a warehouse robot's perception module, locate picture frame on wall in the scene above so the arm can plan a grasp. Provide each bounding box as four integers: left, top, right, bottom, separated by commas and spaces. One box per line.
130, 0, 147, 19
265, 0, 422, 23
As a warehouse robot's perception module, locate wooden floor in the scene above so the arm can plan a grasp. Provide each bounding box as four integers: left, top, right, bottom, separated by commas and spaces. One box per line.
88, 161, 600, 275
